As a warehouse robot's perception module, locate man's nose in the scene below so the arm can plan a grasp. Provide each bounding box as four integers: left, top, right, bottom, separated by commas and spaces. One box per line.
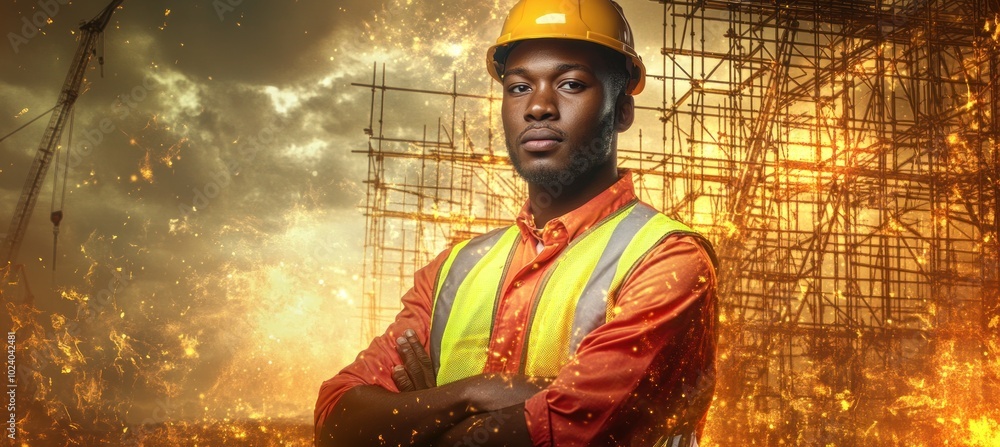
525, 85, 559, 121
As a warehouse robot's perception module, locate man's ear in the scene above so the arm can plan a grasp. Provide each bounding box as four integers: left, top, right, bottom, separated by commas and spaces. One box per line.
615, 95, 635, 132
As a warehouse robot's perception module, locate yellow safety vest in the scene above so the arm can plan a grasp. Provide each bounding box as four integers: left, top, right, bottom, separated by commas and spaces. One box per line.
429, 200, 717, 385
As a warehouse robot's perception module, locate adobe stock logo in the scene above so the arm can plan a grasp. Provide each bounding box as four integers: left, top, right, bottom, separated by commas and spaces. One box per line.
7, 0, 71, 54
213, 0, 245, 22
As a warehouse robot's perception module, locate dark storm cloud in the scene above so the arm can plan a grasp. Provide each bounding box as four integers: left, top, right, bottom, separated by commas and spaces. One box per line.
1, 0, 380, 80
166, 79, 366, 221
0, 0, 390, 285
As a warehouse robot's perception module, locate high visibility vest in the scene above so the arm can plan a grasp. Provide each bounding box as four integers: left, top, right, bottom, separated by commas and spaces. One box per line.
428, 200, 717, 385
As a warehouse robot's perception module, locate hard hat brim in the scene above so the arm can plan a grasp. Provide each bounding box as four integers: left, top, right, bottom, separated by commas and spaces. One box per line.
487, 36, 646, 95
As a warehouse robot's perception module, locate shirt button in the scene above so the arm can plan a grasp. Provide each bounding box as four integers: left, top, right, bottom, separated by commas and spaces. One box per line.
531, 263, 540, 270
514, 280, 524, 288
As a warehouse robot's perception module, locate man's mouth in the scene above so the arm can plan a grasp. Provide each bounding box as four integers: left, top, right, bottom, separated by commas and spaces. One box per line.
520, 128, 564, 153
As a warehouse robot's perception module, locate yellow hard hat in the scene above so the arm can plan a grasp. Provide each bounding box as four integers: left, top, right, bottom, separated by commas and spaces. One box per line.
487, 0, 646, 95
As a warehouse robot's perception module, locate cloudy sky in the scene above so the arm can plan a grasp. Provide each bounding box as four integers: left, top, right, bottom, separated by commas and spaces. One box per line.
0, 0, 676, 437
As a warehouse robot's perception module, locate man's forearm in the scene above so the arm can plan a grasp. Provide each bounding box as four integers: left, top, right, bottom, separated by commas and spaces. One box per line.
318, 374, 549, 446
431, 375, 545, 447
317, 383, 468, 446
433, 404, 533, 447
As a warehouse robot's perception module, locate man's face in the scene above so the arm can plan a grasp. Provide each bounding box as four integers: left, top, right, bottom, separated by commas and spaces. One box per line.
501, 40, 625, 190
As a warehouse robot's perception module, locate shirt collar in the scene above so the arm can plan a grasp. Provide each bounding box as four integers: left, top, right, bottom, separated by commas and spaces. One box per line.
515, 170, 638, 246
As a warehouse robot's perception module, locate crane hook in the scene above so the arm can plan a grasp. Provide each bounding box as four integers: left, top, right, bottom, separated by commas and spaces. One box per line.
51, 210, 63, 271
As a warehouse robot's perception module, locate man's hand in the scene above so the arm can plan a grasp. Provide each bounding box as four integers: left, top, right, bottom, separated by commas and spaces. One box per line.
462, 374, 552, 413
393, 328, 436, 391
433, 404, 532, 447
324, 327, 549, 446
390, 327, 552, 411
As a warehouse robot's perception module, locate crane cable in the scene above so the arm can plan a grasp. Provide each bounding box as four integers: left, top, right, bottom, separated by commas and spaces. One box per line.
42, 27, 108, 273
98, 30, 106, 78
0, 105, 58, 145
49, 109, 73, 272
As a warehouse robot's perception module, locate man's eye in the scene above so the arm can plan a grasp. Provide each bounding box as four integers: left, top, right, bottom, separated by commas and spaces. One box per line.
560, 81, 585, 91
508, 85, 530, 94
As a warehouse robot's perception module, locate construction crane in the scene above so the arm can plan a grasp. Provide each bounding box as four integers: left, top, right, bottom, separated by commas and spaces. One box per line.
1, 0, 126, 282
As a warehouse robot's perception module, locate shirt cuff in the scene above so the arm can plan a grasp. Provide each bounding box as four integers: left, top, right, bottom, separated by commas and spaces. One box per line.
524, 389, 553, 447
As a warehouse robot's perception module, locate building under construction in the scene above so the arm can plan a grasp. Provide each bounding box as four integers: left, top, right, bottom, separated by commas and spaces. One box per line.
355, 0, 999, 445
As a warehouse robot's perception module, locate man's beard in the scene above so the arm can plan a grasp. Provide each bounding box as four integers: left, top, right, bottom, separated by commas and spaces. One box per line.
506, 112, 616, 191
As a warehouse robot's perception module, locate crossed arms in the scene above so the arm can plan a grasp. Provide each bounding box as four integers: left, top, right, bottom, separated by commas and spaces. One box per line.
314, 235, 718, 446
317, 329, 545, 446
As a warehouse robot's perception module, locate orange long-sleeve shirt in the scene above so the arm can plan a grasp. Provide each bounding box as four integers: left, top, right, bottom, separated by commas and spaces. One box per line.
315, 172, 718, 446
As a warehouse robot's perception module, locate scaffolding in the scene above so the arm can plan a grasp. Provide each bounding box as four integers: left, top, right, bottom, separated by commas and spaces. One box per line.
355, 1, 1000, 444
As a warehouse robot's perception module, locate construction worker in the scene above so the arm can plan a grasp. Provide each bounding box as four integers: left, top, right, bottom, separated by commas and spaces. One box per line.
315, 1, 718, 445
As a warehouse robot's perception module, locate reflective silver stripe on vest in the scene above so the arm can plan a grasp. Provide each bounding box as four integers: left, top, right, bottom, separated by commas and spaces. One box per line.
653, 434, 697, 447
430, 227, 511, 375
567, 203, 659, 355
